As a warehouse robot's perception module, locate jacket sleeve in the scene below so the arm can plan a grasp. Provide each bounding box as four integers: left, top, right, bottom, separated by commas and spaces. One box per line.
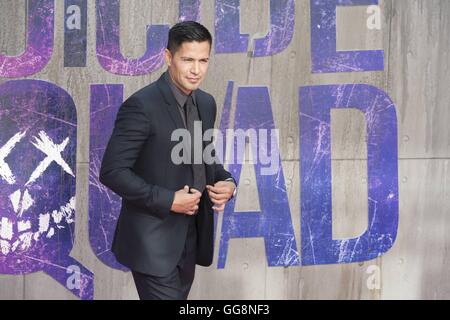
99, 96, 175, 219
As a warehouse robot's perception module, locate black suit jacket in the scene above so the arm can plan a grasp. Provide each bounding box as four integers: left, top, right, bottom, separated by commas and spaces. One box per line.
99, 73, 233, 276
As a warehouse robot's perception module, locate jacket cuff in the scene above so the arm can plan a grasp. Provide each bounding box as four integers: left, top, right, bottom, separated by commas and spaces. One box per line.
150, 187, 175, 220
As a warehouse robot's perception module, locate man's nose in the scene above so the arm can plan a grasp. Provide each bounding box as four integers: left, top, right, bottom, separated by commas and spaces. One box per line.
191, 62, 200, 75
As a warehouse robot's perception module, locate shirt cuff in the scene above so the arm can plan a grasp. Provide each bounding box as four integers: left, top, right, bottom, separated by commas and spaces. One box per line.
224, 178, 237, 199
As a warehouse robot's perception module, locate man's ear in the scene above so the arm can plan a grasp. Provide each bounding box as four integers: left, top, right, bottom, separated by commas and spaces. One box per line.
164, 49, 172, 67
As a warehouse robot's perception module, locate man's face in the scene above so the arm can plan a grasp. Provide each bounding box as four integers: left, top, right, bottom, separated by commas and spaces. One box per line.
165, 40, 211, 95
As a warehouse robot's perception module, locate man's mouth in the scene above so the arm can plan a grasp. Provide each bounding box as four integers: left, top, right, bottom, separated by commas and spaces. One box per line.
187, 77, 200, 83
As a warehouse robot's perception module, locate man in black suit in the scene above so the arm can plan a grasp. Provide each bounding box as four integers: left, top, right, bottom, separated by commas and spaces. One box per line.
99, 21, 236, 300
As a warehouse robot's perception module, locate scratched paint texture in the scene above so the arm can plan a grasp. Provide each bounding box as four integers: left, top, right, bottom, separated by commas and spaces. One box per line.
218, 86, 300, 269
310, 0, 384, 72
0, 0, 449, 300
0, 0, 54, 78
95, 0, 202, 76
89, 84, 126, 271
215, 0, 295, 56
299, 84, 398, 265
64, 0, 88, 67
0, 80, 93, 300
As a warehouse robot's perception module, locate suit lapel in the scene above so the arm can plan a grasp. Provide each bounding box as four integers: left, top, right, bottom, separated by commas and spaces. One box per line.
157, 73, 215, 184
195, 89, 215, 133
156, 73, 185, 131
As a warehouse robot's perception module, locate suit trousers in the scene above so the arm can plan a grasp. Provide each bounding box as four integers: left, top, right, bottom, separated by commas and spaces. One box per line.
131, 216, 197, 300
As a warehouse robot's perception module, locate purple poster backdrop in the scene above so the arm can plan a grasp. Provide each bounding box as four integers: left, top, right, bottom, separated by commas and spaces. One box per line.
95, 0, 201, 76
89, 84, 126, 270
95, 0, 169, 76
215, 0, 249, 53
253, 0, 295, 57
299, 84, 398, 265
64, 0, 87, 67
310, 0, 384, 73
179, 0, 201, 22
213, 81, 235, 240
215, 0, 295, 56
0, 0, 54, 78
0, 80, 93, 300
218, 87, 300, 269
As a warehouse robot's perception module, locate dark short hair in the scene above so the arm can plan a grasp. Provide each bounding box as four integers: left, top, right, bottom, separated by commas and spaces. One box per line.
167, 21, 212, 55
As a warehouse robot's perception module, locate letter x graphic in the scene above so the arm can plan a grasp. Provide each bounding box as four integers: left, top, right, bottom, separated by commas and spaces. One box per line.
26, 131, 74, 186
0, 131, 74, 186
0, 131, 27, 184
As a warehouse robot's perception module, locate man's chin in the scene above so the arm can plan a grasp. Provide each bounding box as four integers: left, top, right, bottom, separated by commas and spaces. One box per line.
185, 79, 203, 89
187, 84, 201, 92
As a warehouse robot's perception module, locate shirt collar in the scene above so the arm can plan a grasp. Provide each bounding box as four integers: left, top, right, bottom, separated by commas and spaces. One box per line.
164, 70, 197, 107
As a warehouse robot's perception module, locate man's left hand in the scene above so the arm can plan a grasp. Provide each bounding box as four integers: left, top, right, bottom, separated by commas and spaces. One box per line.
206, 181, 236, 213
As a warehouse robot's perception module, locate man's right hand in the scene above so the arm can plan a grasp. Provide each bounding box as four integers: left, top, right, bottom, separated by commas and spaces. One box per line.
170, 185, 202, 215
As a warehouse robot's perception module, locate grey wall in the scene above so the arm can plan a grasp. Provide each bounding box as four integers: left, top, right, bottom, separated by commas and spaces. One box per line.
0, 0, 449, 299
